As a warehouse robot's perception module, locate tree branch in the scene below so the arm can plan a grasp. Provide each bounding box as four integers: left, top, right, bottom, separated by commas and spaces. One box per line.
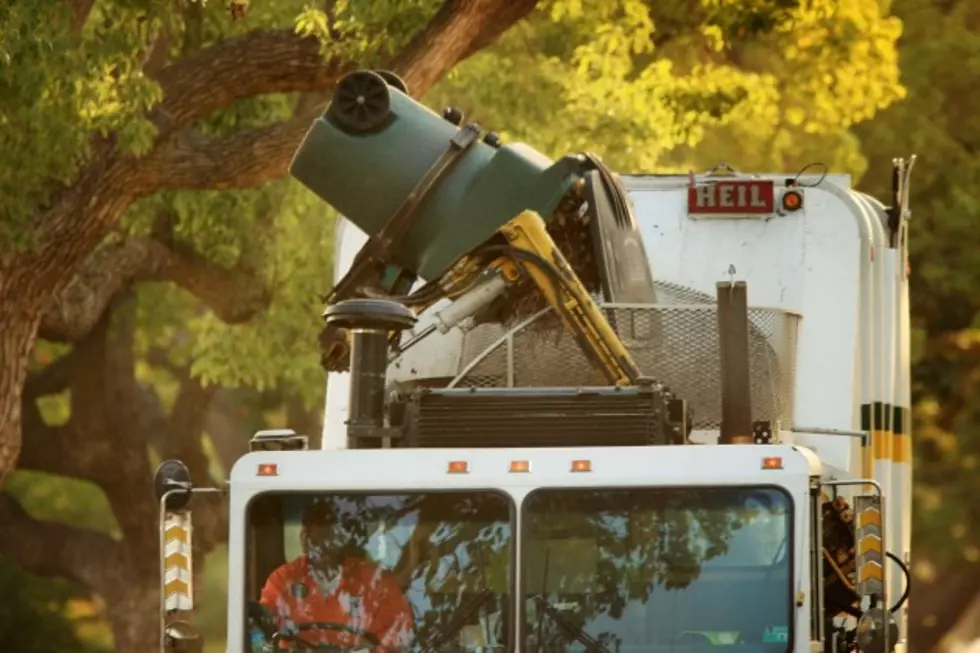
149, 29, 344, 130
0, 492, 121, 588
134, 238, 271, 323
25, 349, 77, 398
25, 0, 538, 305
17, 399, 91, 481
21, 29, 329, 298
145, 0, 540, 192
67, 0, 97, 33
145, 110, 325, 190
147, 0, 539, 131
414, 0, 538, 84
40, 235, 271, 343
39, 236, 159, 343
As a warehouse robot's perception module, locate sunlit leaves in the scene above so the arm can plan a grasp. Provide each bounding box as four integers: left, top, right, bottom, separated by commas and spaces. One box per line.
0, 1, 167, 243
852, 0, 980, 565
177, 180, 334, 410
427, 0, 903, 177
295, 0, 441, 63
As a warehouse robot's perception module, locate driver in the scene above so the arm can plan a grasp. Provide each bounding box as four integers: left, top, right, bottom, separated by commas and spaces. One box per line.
260, 499, 414, 651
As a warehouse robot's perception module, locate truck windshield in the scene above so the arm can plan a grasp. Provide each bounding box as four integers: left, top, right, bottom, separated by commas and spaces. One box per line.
521, 486, 793, 653
245, 490, 514, 653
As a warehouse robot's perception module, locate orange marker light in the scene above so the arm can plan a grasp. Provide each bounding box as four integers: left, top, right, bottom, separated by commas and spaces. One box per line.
257, 463, 279, 477
781, 190, 803, 212
447, 460, 469, 474
571, 459, 592, 472
761, 457, 783, 470
509, 460, 531, 473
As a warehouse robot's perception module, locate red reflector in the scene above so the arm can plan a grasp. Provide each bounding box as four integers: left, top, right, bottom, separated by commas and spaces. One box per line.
257, 463, 278, 476
781, 189, 803, 212
447, 461, 469, 474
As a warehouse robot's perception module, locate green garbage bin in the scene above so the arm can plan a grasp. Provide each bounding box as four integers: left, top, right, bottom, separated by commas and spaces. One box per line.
288, 69, 585, 281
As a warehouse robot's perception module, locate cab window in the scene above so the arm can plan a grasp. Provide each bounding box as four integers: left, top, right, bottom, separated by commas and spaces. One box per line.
521, 486, 793, 653
245, 490, 514, 652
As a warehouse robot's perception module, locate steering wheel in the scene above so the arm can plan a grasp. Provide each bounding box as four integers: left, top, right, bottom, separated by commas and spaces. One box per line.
272, 622, 381, 651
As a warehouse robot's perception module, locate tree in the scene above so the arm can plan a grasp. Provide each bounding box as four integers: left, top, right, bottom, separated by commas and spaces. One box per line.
0, 1, 540, 650
854, 0, 980, 650
0, 0, 541, 482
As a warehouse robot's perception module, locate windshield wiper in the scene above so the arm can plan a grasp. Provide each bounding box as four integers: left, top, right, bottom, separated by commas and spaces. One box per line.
418, 588, 494, 653
531, 596, 608, 653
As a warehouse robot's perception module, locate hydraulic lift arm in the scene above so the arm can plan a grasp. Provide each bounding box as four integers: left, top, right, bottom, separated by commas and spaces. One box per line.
323, 209, 643, 387
386, 211, 640, 386
483, 209, 641, 386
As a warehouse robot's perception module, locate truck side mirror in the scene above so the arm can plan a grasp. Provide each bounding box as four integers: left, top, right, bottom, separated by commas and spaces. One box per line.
153, 459, 193, 511
164, 620, 204, 653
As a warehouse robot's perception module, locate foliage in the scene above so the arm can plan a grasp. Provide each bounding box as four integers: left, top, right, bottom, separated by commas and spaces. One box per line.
184, 182, 335, 410
854, 0, 980, 571
123, 175, 335, 411
427, 0, 905, 177
0, 2, 164, 243
296, 0, 441, 63
0, 555, 110, 653
5, 471, 120, 539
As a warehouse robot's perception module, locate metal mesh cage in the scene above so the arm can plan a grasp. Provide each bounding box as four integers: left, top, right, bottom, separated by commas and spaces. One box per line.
447, 281, 800, 430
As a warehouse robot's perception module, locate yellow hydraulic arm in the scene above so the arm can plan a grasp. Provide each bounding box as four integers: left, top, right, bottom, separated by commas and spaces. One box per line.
320, 209, 644, 387
486, 210, 642, 386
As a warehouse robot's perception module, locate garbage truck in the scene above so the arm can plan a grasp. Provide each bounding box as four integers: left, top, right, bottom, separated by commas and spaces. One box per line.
154, 69, 916, 653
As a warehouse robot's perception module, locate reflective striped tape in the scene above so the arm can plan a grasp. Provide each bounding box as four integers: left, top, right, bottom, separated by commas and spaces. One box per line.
164, 511, 194, 611
854, 495, 883, 598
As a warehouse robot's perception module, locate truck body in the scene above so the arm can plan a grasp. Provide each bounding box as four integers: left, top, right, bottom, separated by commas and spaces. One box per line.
155, 68, 915, 653
311, 170, 914, 653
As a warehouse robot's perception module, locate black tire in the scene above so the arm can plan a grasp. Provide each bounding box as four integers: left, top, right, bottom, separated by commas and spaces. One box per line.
327, 70, 392, 133
374, 69, 410, 96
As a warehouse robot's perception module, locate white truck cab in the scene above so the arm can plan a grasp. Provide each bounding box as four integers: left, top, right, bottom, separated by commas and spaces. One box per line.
227, 443, 817, 653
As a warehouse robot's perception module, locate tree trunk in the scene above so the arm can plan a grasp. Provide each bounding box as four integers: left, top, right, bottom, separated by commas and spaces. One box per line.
103, 575, 162, 653
0, 277, 41, 482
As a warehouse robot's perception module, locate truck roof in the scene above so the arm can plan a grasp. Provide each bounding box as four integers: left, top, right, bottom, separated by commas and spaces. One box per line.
231, 443, 821, 491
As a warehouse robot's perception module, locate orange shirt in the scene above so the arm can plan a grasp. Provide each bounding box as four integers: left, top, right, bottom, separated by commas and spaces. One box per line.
260, 556, 413, 650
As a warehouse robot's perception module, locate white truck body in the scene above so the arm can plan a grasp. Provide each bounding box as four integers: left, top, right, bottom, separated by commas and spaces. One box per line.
313, 171, 912, 652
